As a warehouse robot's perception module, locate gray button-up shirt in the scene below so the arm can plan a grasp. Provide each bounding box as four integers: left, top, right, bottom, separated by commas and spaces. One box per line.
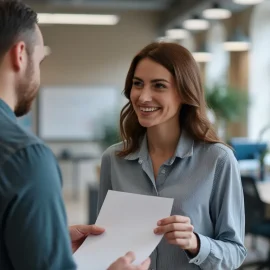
98, 130, 247, 270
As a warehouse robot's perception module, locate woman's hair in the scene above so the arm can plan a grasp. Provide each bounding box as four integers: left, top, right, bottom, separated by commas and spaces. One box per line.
117, 42, 223, 157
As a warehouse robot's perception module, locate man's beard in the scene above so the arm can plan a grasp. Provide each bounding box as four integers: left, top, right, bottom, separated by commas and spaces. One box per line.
14, 60, 39, 117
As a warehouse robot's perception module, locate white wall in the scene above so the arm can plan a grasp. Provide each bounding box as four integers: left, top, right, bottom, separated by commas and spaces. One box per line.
31, 7, 160, 192
249, 1, 270, 141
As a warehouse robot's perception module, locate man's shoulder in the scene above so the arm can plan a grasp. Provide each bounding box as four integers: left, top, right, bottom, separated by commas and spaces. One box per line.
0, 117, 47, 166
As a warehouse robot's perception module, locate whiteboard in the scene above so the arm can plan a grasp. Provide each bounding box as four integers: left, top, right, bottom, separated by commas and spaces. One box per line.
38, 86, 119, 140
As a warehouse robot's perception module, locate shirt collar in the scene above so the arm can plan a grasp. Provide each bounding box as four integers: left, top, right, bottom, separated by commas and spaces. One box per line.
124, 129, 194, 160
124, 136, 148, 161
0, 99, 16, 121
174, 129, 194, 158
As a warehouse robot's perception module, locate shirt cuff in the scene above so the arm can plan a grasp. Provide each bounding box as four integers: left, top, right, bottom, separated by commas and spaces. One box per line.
188, 233, 211, 265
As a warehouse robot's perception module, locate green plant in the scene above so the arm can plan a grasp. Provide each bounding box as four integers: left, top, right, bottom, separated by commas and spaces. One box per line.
100, 124, 120, 149
205, 85, 249, 122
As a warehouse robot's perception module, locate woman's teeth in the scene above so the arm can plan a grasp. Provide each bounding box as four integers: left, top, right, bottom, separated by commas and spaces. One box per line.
140, 107, 159, 112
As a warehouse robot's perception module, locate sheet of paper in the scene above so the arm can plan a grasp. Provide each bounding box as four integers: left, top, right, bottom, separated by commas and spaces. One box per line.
73, 190, 174, 270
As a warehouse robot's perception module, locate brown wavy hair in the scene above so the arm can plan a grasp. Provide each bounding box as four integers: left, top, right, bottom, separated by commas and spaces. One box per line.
117, 42, 223, 157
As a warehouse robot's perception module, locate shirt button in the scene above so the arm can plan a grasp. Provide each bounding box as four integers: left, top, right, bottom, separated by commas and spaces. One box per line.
161, 169, 166, 174
138, 159, 143, 164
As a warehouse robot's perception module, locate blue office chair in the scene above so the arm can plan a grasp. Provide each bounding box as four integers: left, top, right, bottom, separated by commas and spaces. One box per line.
230, 140, 268, 180
230, 140, 267, 161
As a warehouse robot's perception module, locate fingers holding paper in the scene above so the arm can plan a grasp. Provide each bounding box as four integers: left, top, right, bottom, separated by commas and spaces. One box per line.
154, 215, 199, 256
69, 224, 105, 253
108, 252, 151, 270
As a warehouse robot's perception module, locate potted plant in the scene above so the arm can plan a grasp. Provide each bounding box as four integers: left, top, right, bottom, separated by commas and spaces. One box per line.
100, 124, 120, 150
205, 84, 249, 141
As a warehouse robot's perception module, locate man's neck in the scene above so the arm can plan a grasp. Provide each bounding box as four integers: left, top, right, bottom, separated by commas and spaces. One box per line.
0, 74, 16, 112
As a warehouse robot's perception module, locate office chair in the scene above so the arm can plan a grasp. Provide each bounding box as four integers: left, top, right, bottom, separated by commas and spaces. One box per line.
240, 175, 270, 270
230, 140, 268, 180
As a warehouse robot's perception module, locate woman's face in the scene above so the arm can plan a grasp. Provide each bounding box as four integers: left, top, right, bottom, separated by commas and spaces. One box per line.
130, 58, 182, 128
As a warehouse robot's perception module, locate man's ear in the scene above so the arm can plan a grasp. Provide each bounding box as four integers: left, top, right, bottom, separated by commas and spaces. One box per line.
10, 41, 27, 72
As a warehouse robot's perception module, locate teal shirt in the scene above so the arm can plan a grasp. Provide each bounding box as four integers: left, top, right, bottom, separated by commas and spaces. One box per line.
0, 100, 76, 270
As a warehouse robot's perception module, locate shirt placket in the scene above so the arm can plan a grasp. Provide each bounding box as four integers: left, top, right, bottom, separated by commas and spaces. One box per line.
139, 158, 174, 270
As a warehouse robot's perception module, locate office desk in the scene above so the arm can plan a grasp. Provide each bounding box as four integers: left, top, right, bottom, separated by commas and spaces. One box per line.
57, 154, 98, 200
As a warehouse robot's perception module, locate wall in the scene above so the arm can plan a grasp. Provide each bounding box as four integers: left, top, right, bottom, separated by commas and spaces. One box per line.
30, 5, 160, 192
248, 1, 270, 141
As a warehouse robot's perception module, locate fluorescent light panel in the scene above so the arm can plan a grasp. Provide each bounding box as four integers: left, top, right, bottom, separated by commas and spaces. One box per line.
38, 13, 119, 25
202, 8, 232, 19
233, 0, 264, 4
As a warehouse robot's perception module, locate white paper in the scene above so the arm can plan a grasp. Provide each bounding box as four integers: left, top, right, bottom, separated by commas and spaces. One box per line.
73, 190, 174, 270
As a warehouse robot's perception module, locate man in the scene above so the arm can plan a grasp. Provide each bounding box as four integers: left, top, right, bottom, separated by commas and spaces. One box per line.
0, 1, 150, 269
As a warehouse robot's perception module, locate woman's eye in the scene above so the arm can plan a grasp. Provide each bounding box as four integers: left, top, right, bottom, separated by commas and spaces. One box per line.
155, 83, 166, 89
133, 81, 143, 87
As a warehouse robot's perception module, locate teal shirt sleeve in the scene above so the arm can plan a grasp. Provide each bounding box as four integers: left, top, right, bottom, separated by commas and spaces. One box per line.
1, 144, 76, 270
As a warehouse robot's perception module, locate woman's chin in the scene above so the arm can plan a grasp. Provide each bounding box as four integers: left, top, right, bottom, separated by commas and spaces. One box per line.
138, 119, 156, 128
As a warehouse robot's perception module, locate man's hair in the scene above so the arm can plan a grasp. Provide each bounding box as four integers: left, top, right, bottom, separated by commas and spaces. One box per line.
0, 0, 38, 60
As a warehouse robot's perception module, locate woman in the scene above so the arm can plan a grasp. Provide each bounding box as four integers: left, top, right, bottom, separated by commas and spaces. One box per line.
98, 42, 247, 269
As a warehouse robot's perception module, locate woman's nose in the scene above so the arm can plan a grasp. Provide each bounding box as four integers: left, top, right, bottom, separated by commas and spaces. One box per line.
138, 87, 152, 103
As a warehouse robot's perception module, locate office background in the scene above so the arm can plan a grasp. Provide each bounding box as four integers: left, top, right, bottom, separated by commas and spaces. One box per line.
18, 0, 270, 267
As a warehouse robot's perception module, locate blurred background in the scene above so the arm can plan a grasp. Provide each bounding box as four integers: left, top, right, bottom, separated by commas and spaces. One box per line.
18, 0, 270, 268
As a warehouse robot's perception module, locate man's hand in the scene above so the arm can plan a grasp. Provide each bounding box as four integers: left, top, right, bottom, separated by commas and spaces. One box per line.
69, 225, 105, 253
108, 252, 150, 270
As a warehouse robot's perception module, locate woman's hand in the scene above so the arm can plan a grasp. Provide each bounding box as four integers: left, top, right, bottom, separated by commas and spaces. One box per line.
154, 215, 199, 256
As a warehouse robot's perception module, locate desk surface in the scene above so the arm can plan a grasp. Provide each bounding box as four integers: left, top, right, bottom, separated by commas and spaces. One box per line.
257, 181, 270, 204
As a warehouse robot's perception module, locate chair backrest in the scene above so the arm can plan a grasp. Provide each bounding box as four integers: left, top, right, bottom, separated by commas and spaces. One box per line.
230, 140, 267, 160
241, 175, 265, 234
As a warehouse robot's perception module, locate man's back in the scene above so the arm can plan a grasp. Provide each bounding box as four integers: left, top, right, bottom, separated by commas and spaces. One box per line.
0, 99, 76, 270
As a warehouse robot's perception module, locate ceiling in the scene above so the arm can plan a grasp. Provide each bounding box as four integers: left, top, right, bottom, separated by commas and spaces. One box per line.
29, 0, 176, 11
28, 0, 251, 33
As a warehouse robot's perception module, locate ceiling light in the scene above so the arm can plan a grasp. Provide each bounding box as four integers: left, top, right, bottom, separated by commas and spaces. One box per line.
165, 27, 190, 39
192, 44, 212, 62
183, 16, 210, 31
223, 28, 250, 51
224, 41, 250, 51
233, 0, 264, 4
38, 13, 119, 25
155, 36, 174, 43
202, 3, 232, 20
193, 52, 212, 62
